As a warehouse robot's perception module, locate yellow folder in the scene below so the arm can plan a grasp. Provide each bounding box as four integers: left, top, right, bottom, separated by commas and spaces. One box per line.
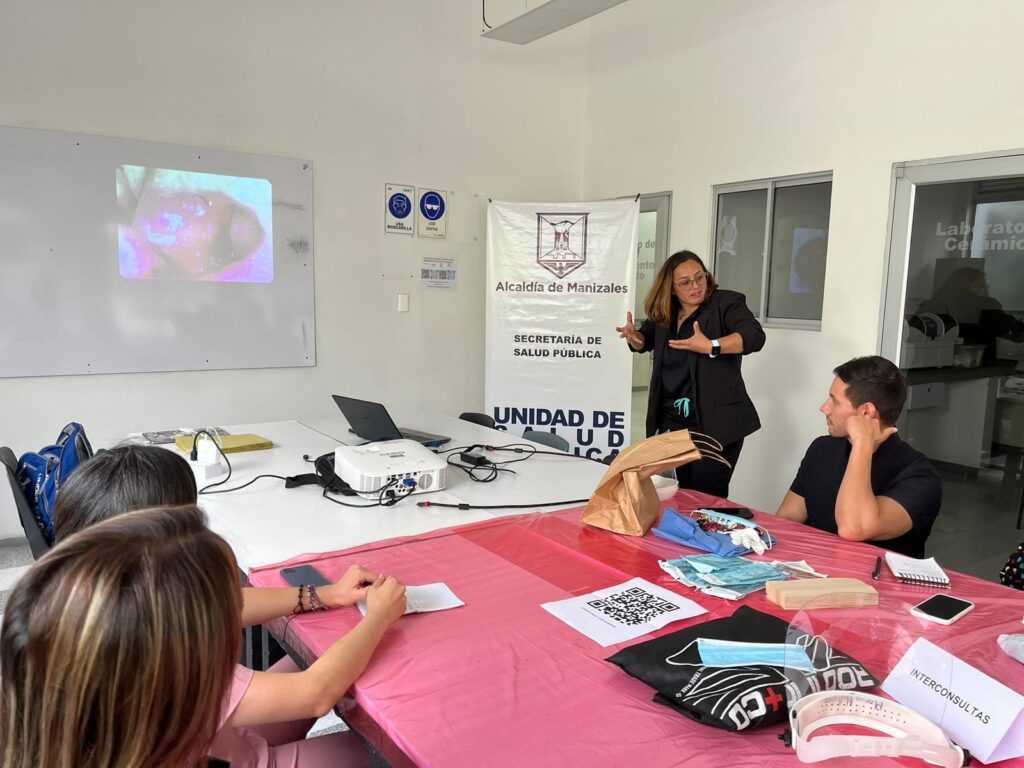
174, 433, 273, 454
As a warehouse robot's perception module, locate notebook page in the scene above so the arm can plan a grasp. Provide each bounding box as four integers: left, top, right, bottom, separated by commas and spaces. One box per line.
358, 583, 464, 616
884, 552, 949, 583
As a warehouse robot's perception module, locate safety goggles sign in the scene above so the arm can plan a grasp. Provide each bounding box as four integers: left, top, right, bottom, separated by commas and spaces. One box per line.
417, 188, 447, 239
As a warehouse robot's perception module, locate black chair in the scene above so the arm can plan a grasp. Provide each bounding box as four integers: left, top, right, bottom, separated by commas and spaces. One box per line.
459, 412, 496, 429
0, 446, 51, 560
523, 429, 571, 452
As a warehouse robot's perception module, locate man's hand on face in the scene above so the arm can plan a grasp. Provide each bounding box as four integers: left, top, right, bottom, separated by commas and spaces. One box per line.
845, 413, 897, 452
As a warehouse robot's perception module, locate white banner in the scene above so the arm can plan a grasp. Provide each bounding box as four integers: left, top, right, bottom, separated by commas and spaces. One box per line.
485, 199, 639, 460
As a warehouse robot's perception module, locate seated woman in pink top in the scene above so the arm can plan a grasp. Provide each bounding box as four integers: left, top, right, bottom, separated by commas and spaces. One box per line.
55, 445, 375, 635
51, 447, 408, 766
1, 506, 241, 767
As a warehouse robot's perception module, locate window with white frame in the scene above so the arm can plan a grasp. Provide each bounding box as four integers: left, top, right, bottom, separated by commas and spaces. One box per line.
711, 172, 832, 328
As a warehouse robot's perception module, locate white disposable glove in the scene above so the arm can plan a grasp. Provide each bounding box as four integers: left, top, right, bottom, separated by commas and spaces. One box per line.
729, 527, 766, 555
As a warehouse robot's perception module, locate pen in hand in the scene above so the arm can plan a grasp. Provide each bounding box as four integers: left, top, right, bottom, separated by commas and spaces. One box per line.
871, 556, 882, 581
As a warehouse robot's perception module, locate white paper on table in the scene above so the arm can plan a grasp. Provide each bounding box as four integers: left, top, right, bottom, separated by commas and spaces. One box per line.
358, 583, 465, 616
541, 577, 706, 647
881, 637, 1024, 763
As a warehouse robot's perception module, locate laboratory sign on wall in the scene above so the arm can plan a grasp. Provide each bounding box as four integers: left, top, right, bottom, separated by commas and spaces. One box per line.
485, 199, 639, 459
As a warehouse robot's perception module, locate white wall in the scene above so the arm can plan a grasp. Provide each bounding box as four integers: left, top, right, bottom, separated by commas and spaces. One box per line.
0, 0, 589, 537
581, 0, 1024, 512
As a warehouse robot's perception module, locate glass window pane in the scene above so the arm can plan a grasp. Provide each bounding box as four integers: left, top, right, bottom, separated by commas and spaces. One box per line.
905, 181, 975, 321
906, 178, 1024, 368
715, 189, 766, 315
971, 199, 1024, 317
634, 210, 659, 319
767, 181, 832, 321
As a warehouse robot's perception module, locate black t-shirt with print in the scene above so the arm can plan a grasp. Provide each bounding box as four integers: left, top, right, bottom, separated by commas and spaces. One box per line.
790, 435, 942, 558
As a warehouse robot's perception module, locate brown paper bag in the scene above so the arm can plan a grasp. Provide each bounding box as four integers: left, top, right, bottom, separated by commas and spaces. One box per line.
581, 430, 703, 536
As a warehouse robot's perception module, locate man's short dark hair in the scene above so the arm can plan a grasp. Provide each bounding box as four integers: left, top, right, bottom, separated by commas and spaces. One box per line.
833, 356, 907, 425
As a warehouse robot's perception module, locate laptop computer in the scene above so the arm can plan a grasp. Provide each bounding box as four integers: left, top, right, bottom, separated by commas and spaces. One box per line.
331, 395, 451, 446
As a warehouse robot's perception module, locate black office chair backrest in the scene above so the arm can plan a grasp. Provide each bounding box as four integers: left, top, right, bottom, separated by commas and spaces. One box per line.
459, 412, 496, 429
0, 446, 52, 560
523, 429, 571, 452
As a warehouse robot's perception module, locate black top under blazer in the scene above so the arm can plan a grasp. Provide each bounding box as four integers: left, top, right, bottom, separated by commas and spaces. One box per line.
632, 289, 765, 445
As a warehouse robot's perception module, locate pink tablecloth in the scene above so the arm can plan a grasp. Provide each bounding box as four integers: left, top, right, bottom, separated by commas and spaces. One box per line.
249, 491, 1024, 767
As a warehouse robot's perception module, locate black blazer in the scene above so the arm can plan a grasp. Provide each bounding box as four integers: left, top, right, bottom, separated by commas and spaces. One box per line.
633, 289, 765, 445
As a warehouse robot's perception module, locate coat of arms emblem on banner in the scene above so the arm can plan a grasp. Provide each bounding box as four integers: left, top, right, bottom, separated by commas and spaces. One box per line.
536, 212, 589, 278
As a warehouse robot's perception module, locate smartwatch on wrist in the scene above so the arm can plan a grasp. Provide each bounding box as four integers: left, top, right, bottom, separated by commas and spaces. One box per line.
709, 339, 720, 358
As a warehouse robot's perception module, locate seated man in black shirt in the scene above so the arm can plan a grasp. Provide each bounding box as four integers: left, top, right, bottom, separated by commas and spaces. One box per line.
776, 356, 941, 557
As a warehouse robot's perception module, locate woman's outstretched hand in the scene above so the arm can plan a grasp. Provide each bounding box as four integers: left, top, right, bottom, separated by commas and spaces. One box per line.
616, 311, 643, 349
668, 320, 713, 354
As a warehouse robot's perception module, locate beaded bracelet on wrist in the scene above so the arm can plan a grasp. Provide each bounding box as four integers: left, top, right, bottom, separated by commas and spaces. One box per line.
307, 584, 328, 611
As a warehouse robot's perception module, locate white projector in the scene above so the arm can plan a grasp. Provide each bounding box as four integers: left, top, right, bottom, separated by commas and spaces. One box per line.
333, 439, 447, 497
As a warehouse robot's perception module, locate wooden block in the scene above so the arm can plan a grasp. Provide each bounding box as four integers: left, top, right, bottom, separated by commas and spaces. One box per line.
765, 578, 878, 610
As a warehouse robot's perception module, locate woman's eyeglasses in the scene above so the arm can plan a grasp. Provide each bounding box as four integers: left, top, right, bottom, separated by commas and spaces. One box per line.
675, 272, 709, 289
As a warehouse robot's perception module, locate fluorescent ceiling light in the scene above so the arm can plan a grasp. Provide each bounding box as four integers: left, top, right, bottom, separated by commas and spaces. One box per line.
482, 0, 630, 45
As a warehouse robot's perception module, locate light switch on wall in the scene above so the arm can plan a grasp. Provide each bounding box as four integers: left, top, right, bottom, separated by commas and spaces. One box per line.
397, 293, 409, 312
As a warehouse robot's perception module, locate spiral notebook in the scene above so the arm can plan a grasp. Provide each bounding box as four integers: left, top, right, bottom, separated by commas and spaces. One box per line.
884, 552, 951, 588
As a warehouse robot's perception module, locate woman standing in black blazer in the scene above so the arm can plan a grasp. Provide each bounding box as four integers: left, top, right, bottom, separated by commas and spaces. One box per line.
616, 250, 765, 497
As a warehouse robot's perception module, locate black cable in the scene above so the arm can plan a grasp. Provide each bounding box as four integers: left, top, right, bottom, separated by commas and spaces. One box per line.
417, 498, 590, 511
445, 453, 518, 483
482, 0, 492, 29
438, 441, 606, 465
321, 485, 382, 509
200, 474, 289, 495
434, 440, 609, 485
321, 478, 418, 509
481, 443, 543, 469
190, 429, 235, 494
485, 442, 608, 465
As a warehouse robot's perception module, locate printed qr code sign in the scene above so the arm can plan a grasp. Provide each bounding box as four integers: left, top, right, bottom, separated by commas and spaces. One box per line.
587, 587, 681, 626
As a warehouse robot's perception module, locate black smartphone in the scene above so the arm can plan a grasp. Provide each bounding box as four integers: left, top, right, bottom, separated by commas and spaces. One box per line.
720, 506, 755, 520
280, 564, 330, 588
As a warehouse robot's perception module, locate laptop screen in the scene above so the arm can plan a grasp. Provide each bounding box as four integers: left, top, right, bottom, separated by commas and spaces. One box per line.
331, 396, 403, 442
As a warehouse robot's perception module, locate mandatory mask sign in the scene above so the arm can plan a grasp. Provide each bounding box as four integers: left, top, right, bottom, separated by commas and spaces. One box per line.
485, 199, 639, 460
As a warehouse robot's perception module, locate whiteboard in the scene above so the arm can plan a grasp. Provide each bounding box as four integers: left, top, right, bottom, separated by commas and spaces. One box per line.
0, 125, 315, 377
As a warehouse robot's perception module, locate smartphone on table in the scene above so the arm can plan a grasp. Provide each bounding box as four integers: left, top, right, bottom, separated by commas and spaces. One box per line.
280, 564, 330, 588
910, 594, 974, 625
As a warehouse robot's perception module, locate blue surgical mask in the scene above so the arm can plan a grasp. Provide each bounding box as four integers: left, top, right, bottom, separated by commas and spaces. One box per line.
696, 638, 816, 671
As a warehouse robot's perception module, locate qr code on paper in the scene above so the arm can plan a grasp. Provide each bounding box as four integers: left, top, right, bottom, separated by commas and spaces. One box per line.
586, 586, 680, 626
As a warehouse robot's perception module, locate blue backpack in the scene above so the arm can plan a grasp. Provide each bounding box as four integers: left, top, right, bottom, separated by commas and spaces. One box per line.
15, 423, 94, 545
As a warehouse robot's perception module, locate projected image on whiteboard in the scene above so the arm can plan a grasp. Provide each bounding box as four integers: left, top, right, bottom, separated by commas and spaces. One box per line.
116, 165, 273, 282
